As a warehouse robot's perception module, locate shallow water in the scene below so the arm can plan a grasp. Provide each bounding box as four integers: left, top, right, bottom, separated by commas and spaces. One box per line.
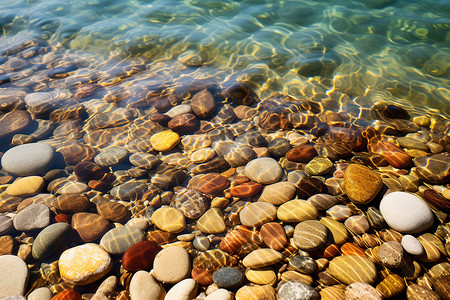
1, 0, 449, 117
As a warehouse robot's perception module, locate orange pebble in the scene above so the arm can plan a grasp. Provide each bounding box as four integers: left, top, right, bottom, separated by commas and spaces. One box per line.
51, 289, 81, 300
340, 242, 367, 257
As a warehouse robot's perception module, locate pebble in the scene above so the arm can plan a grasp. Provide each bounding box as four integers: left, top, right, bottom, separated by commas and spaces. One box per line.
239, 202, 277, 227
345, 282, 383, 300
109, 181, 147, 201
172, 188, 209, 219
129, 270, 165, 300
260, 222, 288, 251
414, 153, 450, 184
150, 130, 180, 152
294, 220, 328, 251
245, 267, 277, 285
344, 214, 370, 235
268, 138, 291, 157
235, 285, 276, 300
0, 235, 14, 255
329, 255, 377, 285
0, 110, 31, 140
165, 278, 198, 300
94, 146, 129, 167
285, 144, 317, 163
6, 176, 45, 197
326, 205, 352, 221
205, 289, 233, 300
13, 203, 50, 231
153, 246, 191, 284
230, 181, 263, 197
297, 177, 327, 199
244, 157, 283, 184
71, 212, 110, 242
242, 248, 283, 268
289, 255, 317, 275
1, 142, 55, 176
344, 164, 382, 204
377, 241, 404, 268
151, 206, 186, 233
32, 222, 72, 260
100, 226, 144, 255
258, 181, 297, 205
191, 89, 216, 118
213, 267, 244, 289
305, 156, 333, 175
27, 287, 52, 300
277, 199, 319, 223
0, 255, 29, 298
197, 207, 226, 234
129, 153, 161, 169
125, 217, 148, 231
319, 217, 349, 245
406, 284, 440, 300
190, 173, 230, 195
379, 191, 434, 233
277, 281, 319, 300
166, 104, 192, 118
307, 194, 338, 211
51, 289, 81, 300
0, 215, 13, 235
95, 198, 130, 223
59, 243, 112, 285
193, 236, 210, 251
53, 194, 91, 213
401, 234, 424, 256
190, 147, 216, 163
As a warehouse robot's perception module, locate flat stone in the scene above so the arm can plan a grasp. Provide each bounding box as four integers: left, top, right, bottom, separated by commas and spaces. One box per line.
307, 194, 339, 211
0, 255, 29, 298
27, 287, 52, 300
150, 130, 180, 152
205, 289, 233, 300
32, 222, 72, 260
377, 241, 404, 268
258, 181, 297, 205
242, 248, 283, 268
297, 177, 327, 199
329, 255, 377, 285
1, 143, 55, 176
344, 164, 382, 204
286, 144, 317, 163
414, 153, 450, 184
401, 235, 424, 256
190, 147, 215, 163
197, 207, 226, 234
245, 267, 277, 285
423, 188, 450, 213
95, 197, 130, 223
13, 203, 50, 231
260, 222, 288, 251
344, 215, 370, 235
168, 113, 199, 134
71, 212, 110, 242
277, 199, 319, 223
235, 285, 276, 300
213, 267, 244, 289
109, 181, 146, 201
0, 215, 13, 235
129, 153, 161, 170
268, 138, 292, 157
122, 240, 161, 272
165, 278, 198, 300
288, 255, 317, 275
6, 176, 45, 197
94, 146, 129, 167
151, 206, 186, 233
230, 181, 263, 197
153, 246, 191, 284
345, 282, 383, 300
222, 143, 256, 167
305, 156, 333, 175
397, 137, 429, 151
129, 270, 165, 300
244, 157, 283, 184
278, 281, 319, 300
326, 205, 352, 221
189, 173, 230, 195
100, 226, 144, 255
191, 267, 213, 286
320, 217, 349, 245
171, 188, 209, 219
191, 89, 216, 118
239, 202, 277, 227
293, 220, 328, 251
0, 110, 32, 139
59, 243, 112, 285
0, 236, 14, 256
53, 194, 91, 213
380, 191, 434, 233
47, 178, 89, 194
125, 217, 148, 231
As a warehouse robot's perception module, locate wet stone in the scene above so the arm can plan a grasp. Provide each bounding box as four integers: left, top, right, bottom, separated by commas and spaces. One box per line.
239, 201, 277, 227
1, 142, 55, 176
235, 131, 267, 147
51, 289, 81, 300
153, 246, 191, 284
100, 226, 144, 255
53, 194, 91, 213
423, 188, 450, 213
235, 285, 276, 300
433, 275, 450, 300
191, 267, 213, 286
193, 249, 238, 273
0, 110, 32, 140
13, 203, 50, 231
171, 188, 209, 219
151, 164, 188, 190
121, 240, 161, 272
397, 137, 429, 151
48, 178, 89, 194
329, 255, 377, 285
0, 215, 13, 235
320, 217, 349, 245
243, 248, 283, 268
286, 144, 317, 163
56, 140, 96, 165
150, 130, 180, 152
129, 153, 161, 170
213, 267, 244, 289
344, 215, 370, 235
307, 194, 339, 211
344, 164, 382, 204
32, 222, 72, 260
129, 270, 165, 300
151, 206, 186, 233
74, 161, 105, 181
230, 182, 264, 197
244, 157, 283, 184
345, 282, 383, 300
277, 199, 319, 223
168, 113, 199, 134
191, 89, 216, 118
165, 104, 192, 117
305, 156, 333, 175
258, 181, 297, 205
260, 222, 288, 251
268, 138, 292, 157
278, 281, 319, 300
190, 147, 215, 163
0, 236, 14, 255
95, 198, 130, 223
0, 192, 22, 213
293, 220, 328, 251
245, 267, 277, 285
289, 255, 317, 275
71, 212, 110, 242
94, 146, 129, 167
0, 255, 29, 298
366, 206, 387, 229
197, 207, 226, 234
110, 181, 146, 201
189, 173, 230, 195
193, 236, 211, 252
406, 284, 440, 300
6, 176, 44, 197
377, 241, 404, 268
297, 177, 327, 199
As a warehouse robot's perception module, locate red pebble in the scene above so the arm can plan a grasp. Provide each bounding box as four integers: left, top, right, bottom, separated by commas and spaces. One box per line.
122, 240, 161, 271
55, 214, 70, 223
191, 267, 213, 286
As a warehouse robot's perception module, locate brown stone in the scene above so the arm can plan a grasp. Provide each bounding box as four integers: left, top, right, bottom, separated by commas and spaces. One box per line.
191, 267, 213, 286
121, 240, 161, 272
74, 161, 105, 181
189, 173, 230, 195
57, 140, 97, 165
171, 188, 209, 219
260, 222, 288, 251
95, 198, 130, 223
230, 182, 264, 197
285, 144, 317, 163
297, 177, 327, 199
0, 235, 14, 255
53, 194, 91, 213
219, 229, 251, 254
146, 230, 176, 246
0, 110, 32, 139
168, 113, 199, 134
414, 153, 450, 184
51, 289, 81, 300
71, 212, 110, 242
423, 189, 450, 213
191, 89, 216, 118
406, 284, 440, 300
344, 164, 382, 204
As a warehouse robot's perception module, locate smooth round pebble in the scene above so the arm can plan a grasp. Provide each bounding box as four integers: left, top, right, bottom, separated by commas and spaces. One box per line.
150, 130, 180, 152
345, 282, 383, 300
13, 203, 50, 231
0, 255, 29, 298
27, 287, 52, 300
401, 235, 424, 256
379, 191, 434, 233
244, 157, 283, 184
329, 255, 377, 285
165, 278, 198, 300
151, 206, 186, 233
0, 215, 13, 235
32, 222, 72, 260
243, 248, 283, 268
293, 220, 328, 251
100, 226, 144, 255
277, 281, 319, 300
239, 202, 277, 227
205, 289, 233, 300
153, 246, 191, 284
197, 207, 226, 234
245, 267, 277, 285
377, 241, 404, 268
235, 285, 276, 300
258, 181, 297, 205
1, 143, 55, 176
213, 267, 244, 289
129, 270, 165, 300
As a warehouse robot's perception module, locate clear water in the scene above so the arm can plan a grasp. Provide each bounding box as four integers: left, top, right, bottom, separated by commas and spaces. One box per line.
1, 0, 449, 116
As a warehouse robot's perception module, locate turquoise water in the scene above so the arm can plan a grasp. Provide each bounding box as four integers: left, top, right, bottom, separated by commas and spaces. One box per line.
0, 0, 449, 116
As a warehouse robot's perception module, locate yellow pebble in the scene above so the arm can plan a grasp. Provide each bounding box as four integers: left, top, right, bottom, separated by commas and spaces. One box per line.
6, 176, 44, 197
150, 130, 180, 152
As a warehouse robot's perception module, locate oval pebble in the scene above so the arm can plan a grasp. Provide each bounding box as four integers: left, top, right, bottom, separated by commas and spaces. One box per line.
129, 270, 165, 300
293, 220, 328, 251
13, 203, 50, 231
151, 206, 186, 233
345, 282, 383, 300
329, 255, 377, 285
153, 246, 191, 284
277, 281, 319, 300
401, 235, 424, 256
244, 157, 283, 184
165, 278, 198, 300
243, 248, 283, 268
0, 255, 29, 298
277, 199, 318, 223
122, 240, 161, 271
100, 226, 144, 255
213, 267, 244, 289
258, 181, 297, 205
1, 143, 55, 176
239, 202, 277, 227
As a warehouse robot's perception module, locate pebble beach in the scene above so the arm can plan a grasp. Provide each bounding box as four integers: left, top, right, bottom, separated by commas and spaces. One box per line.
0, 1, 450, 299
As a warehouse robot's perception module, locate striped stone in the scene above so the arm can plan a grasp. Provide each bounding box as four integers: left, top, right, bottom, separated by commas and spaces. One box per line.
319, 217, 349, 245
193, 249, 238, 272
260, 222, 288, 251
235, 285, 276, 300
277, 200, 318, 223
242, 249, 283, 268
329, 255, 377, 285
197, 208, 226, 234
171, 188, 208, 219
100, 226, 144, 255
293, 220, 328, 251
258, 182, 297, 205
239, 202, 276, 227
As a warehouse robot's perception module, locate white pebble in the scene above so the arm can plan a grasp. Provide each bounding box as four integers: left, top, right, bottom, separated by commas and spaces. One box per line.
401, 235, 424, 256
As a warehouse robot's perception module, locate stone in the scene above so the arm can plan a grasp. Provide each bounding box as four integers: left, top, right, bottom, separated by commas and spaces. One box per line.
245, 267, 277, 285
344, 164, 382, 204
191, 90, 216, 118
153, 246, 191, 284
377, 241, 404, 268
379, 191, 434, 233
230, 182, 264, 197
122, 240, 161, 271
168, 113, 199, 134
345, 282, 383, 300
366, 206, 387, 229
320, 217, 349, 245
307, 194, 339, 211
6, 176, 45, 197
305, 156, 333, 175
406, 284, 440, 300
100, 226, 144, 255
190, 173, 230, 195
1, 143, 55, 176
222, 143, 256, 167
297, 177, 327, 199
165, 278, 198, 300
244, 157, 283, 184
286, 144, 317, 163
344, 215, 370, 235
268, 138, 292, 157
205, 289, 233, 300
74, 161, 105, 181
401, 235, 424, 256
129, 153, 161, 169
242, 248, 283, 268
278, 281, 319, 300
193, 249, 238, 272
94, 146, 129, 167
129, 270, 165, 300
0, 255, 29, 298
190, 147, 215, 163
258, 181, 297, 205
109, 181, 147, 201
260, 222, 288, 251
213, 267, 244, 289
423, 188, 450, 214
59, 243, 112, 285
53, 194, 91, 213
27, 287, 52, 300
277, 199, 319, 223
340, 242, 367, 257
0, 110, 32, 139
319, 286, 346, 300
152, 206, 186, 233
50, 289, 81, 300
197, 207, 226, 234
235, 285, 276, 300
13, 203, 50, 231
293, 220, 328, 251
171, 188, 209, 219
193, 236, 210, 251
150, 130, 180, 152
191, 267, 213, 286
95, 198, 130, 223
71, 212, 110, 242
0, 215, 13, 235
239, 202, 277, 227
329, 255, 377, 285
414, 153, 450, 184
126, 217, 148, 231
47, 178, 89, 194
289, 255, 317, 275
0, 236, 14, 255
32, 222, 72, 260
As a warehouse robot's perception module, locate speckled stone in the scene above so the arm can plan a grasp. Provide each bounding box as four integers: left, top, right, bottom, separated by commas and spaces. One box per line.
197, 207, 226, 234
344, 164, 382, 204
129, 270, 165, 300
329, 255, 377, 285
213, 267, 244, 289
0, 255, 29, 298
243, 248, 283, 268
345, 282, 383, 300
13, 203, 50, 231
153, 246, 191, 284
235, 285, 276, 300
258, 181, 297, 205
278, 281, 319, 300
171, 188, 209, 219
239, 202, 277, 227
100, 226, 144, 255
59, 243, 112, 285
150, 130, 180, 152
6, 176, 45, 197
380, 191, 434, 234
277, 200, 319, 223
32, 222, 72, 260
1, 143, 55, 176
152, 206, 186, 233
288, 255, 317, 275
293, 220, 328, 251
244, 157, 283, 184
377, 241, 404, 268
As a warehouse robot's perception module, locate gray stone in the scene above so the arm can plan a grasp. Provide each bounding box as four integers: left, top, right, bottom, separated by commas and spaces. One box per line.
401, 235, 424, 256
0, 214, 13, 235
13, 204, 50, 231
110, 181, 147, 201
244, 157, 283, 184
1, 143, 55, 176
32, 223, 72, 260
277, 281, 319, 300
94, 146, 129, 167
0, 255, 29, 298
213, 267, 244, 289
